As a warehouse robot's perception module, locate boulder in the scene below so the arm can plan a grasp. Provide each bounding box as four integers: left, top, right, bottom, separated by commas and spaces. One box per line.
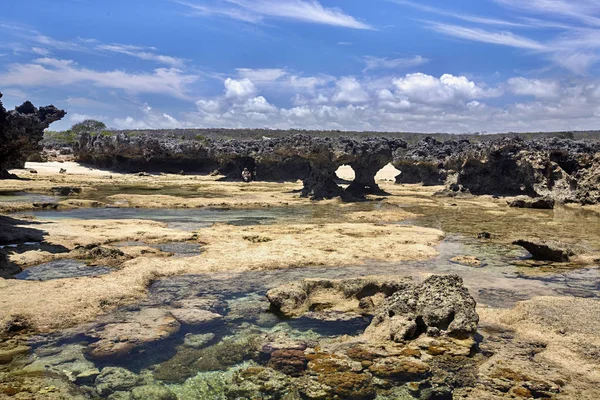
364, 275, 479, 342
513, 239, 574, 262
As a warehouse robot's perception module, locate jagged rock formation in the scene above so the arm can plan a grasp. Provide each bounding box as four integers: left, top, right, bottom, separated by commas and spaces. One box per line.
0, 92, 66, 178
75, 133, 407, 200
393, 136, 600, 205
73, 130, 599, 203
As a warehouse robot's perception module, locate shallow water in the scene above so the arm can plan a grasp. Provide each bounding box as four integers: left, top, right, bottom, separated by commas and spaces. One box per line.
0, 191, 60, 203
5, 196, 600, 397
15, 259, 113, 281
113, 241, 204, 257
20, 206, 318, 231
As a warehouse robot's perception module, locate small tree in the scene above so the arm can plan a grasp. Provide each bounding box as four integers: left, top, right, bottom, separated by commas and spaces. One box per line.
70, 119, 107, 134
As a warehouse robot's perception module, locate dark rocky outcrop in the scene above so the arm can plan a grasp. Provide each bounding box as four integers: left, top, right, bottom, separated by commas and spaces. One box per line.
73, 129, 599, 204
513, 239, 575, 262
75, 133, 407, 200
393, 136, 600, 205
0, 92, 66, 178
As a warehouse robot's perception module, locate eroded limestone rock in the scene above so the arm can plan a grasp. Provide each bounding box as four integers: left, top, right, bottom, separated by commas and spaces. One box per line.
266, 276, 413, 317
364, 275, 479, 342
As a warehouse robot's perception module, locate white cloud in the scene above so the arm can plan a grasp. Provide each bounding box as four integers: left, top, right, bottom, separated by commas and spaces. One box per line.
174, 0, 373, 30
389, 0, 528, 27
97, 44, 185, 67
508, 77, 560, 99
427, 22, 548, 51
363, 55, 428, 72
392, 73, 501, 105
196, 99, 222, 113
31, 47, 50, 56
224, 77, 256, 99
332, 77, 369, 103
240, 96, 278, 113
69, 113, 108, 124
0, 58, 198, 99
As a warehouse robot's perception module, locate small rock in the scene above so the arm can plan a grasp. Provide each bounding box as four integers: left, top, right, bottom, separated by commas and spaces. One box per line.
477, 231, 492, 239
169, 309, 222, 326
131, 385, 177, 400
183, 333, 215, 349
450, 255, 482, 268
75, 368, 101, 385
95, 367, 140, 396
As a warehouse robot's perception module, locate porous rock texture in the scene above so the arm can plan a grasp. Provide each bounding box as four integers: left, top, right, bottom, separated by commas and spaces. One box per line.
266, 276, 414, 317
0, 92, 66, 178
364, 275, 479, 342
392, 136, 600, 205
75, 132, 407, 199
74, 130, 599, 203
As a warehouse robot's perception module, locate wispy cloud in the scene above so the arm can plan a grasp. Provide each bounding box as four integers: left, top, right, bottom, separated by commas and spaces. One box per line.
494, 0, 600, 27
362, 55, 428, 72
173, 0, 373, 30
427, 22, 548, 51
97, 44, 185, 67
389, 0, 528, 27
0, 58, 198, 99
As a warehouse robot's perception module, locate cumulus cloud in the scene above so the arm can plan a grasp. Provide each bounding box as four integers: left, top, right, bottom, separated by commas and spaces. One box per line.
508, 77, 560, 99
224, 77, 256, 99
332, 77, 370, 103
392, 73, 501, 105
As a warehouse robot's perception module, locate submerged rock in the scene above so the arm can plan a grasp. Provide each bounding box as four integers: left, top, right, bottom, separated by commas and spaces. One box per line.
86, 308, 181, 360
364, 275, 479, 342
95, 367, 141, 396
130, 385, 177, 400
513, 239, 575, 262
508, 196, 555, 209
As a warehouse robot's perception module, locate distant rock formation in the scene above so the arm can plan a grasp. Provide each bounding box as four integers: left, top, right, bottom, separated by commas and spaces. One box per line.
73, 129, 600, 204
393, 136, 600, 205
0, 92, 66, 179
75, 133, 407, 200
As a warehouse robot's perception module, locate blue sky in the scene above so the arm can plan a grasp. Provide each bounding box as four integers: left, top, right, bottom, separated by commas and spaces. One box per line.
2, 0, 600, 133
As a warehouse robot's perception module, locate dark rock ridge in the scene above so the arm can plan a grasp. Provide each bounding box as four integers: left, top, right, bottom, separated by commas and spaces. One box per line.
75, 133, 407, 199
394, 136, 600, 205
0, 92, 66, 178
73, 130, 600, 203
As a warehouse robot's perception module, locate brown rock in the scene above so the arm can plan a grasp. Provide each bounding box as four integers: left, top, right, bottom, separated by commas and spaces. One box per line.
86, 309, 180, 360
368, 357, 430, 380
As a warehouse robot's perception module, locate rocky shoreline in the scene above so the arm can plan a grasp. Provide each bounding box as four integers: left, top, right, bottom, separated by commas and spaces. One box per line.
70, 131, 600, 204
